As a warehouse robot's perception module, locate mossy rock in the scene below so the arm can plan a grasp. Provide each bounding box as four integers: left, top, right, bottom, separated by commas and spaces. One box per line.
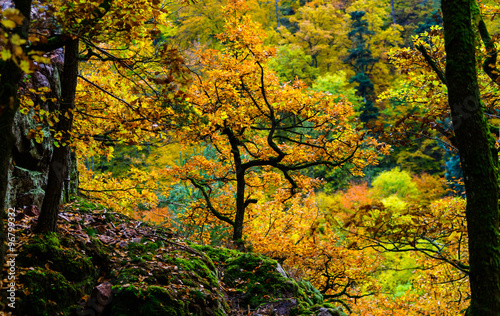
296, 280, 324, 306
192, 246, 310, 308
191, 244, 240, 264
106, 285, 184, 315
17, 233, 96, 282
199, 248, 346, 315
14, 232, 107, 315
61, 234, 112, 272
107, 284, 228, 316
127, 238, 163, 253
127, 239, 163, 263
163, 252, 218, 288
17, 268, 79, 316
223, 252, 298, 307
112, 267, 149, 284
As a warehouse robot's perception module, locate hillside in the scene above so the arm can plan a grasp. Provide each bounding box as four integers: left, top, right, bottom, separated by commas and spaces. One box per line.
1, 198, 345, 316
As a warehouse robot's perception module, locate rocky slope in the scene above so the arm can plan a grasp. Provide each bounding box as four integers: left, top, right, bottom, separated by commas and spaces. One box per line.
1, 198, 346, 316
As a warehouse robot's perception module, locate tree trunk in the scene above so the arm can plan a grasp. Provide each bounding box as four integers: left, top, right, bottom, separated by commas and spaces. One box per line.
275, 0, 280, 29
35, 38, 79, 233
0, 0, 32, 280
390, 0, 396, 25
441, 0, 500, 314
232, 168, 246, 245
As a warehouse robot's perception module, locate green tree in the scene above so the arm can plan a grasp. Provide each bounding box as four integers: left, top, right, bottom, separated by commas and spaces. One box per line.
344, 10, 379, 124
268, 44, 318, 83
312, 71, 360, 105
391, 0, 441, 44
276, 1, 348, 77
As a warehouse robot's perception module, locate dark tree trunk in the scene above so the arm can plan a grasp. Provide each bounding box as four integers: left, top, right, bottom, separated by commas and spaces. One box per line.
35, 38, 79, 233
441, 0, 500, 314
233, 169, 246, 244
223, 126, 246, 244
0, 0, 32, 279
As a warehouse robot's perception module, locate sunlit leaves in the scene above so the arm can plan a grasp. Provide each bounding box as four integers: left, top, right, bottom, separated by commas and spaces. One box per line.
156, 2, 389, 309
319, 169, 468, 314
0, 8, 37, 73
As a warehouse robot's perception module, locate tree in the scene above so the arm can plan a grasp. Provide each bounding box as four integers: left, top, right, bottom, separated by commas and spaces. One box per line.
344, 10, 379, 124
376, 0, 500, 313
390, 0, 441, 45
277, 1, 343, 74
322, 171, 467, 314
3, 0, 187, 233
441, 0, 500, 314
165, 0, 388, 247
267, 44, 319, 83
0, 0, 33, 279
35, 38, 78, 232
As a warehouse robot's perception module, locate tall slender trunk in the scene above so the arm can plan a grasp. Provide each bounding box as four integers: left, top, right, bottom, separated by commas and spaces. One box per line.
0, 0, 32, 278
390, 0, 396, 25
275, 0, 280, 28
441, 0, 500, 314
35, 38, 79, 233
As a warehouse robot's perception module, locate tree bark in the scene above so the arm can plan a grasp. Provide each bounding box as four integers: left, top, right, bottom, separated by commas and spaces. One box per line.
390, 0, 396, 25
275, 0, 280, 29
233, 167, 246, 244
0, 0, 32, 281
35, 38, 79, 233
441, 0, 500, 315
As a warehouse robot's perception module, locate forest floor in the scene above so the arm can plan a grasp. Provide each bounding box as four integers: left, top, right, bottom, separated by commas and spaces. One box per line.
1, 197, 345, 316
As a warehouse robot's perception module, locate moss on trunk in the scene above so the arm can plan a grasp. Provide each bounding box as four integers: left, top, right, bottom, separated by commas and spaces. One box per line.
441, 0, 500, 314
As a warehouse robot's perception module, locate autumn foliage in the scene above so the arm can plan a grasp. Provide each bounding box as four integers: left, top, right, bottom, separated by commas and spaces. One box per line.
2, 0, 499, 314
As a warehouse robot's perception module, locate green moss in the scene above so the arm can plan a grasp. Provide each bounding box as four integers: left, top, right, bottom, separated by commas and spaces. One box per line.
18, 233, 95, 282
223, 253, 298, 307
113, 267, 149, 284
14, 233, 108, 315
191, 244, 240, 264
109, 285, 188, 316
128, 239, 163, 263
18, 268, 79, 316
59, 235, 111, 271
163, 252, 218, 288
296, 280, 323, 305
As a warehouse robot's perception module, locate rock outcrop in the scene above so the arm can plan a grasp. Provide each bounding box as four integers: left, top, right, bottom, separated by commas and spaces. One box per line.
6, 49, 64, 210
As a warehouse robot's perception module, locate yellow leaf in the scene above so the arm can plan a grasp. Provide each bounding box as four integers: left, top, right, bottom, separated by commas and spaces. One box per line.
10, 34, 25, 45
24, 98, 34, 106
1, 49, 12, 60
4, 8, 24, 25
1, 19, 16, 29
31, 54, 50, 63
19, 59, 31, 73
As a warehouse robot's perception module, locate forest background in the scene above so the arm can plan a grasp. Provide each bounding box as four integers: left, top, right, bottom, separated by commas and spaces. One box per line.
2, 0, 500, 314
